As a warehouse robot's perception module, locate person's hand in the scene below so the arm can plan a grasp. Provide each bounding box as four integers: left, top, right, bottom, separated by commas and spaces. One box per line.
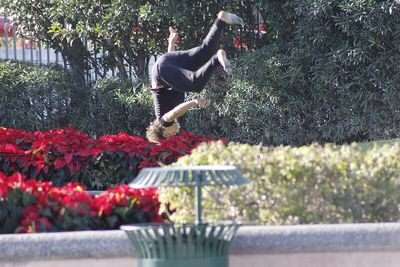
195, 98, 210, 108
168, 27, 180, 44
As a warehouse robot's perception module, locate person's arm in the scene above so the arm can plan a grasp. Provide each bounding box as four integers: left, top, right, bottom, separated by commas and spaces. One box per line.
162, 98, 210, 122
168, 27, 179, 52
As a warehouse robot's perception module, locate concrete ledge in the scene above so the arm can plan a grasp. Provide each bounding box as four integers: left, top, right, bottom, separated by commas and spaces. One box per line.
0, 230, 135, 261
232, 223, 400, 254
1, 223, 400, 264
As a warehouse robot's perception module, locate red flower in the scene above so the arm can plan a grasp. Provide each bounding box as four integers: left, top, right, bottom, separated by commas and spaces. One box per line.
6, 172, 24, 188
22, 206, 40, 221
0, 127, 225, 233
18, 212, 52, 233
54, 157, 66, 169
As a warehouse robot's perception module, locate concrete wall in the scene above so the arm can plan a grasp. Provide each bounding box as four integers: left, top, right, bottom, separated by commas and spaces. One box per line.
1, 223, 400, 267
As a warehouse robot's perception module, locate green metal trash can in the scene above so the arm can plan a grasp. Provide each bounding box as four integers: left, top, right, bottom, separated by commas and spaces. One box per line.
121, 166, 249, 267
121, 222, 240, 267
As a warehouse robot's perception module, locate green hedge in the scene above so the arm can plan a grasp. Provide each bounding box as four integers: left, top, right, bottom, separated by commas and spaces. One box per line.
184, 1, 400, 145
160, 141, 400, 224
0, 60, 154, 137
84, 77, 153, 137
0, 60, 223, 140
0, 61, 74, 131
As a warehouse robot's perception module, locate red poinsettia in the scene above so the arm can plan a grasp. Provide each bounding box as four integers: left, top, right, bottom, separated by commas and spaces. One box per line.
0, 126, 224, 190
0, 171, 165, 234
96, 132, 148, 154
0, 127, 36, 149
30, 127, 102, 176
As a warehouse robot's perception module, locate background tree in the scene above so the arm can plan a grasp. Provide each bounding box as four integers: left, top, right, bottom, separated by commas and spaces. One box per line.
2, 0, 90, 112
1, 0, 167, 106
1, 0, 269, 81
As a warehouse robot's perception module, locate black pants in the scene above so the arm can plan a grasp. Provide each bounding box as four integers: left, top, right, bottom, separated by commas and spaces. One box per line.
152, 19, 226, 93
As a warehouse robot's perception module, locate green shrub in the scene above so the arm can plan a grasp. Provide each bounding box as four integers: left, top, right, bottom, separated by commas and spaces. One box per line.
180, 73, 230, 139
83, 77, 153, 137
0, 60, 74, 131
0, 61, 154, 137
160, 141, 400, 224
184, 1, 400, 146
221, 47, 307, 145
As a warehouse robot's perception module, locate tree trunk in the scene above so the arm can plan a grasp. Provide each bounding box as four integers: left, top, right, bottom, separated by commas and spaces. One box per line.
135, 50, 147, 81
114, 48, 128, 79
61, 38, 89, 115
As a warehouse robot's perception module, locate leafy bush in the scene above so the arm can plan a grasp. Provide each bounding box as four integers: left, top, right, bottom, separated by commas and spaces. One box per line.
4, 1, 400, 146
0, 61, 155, 136
0, 61, 74, 131
180, 74, 230, 139
185, 0, 400, 146
0, 172, 164, 234
0, 127, 222, 190
86, 77, 153, 137
160, 141, 400, 224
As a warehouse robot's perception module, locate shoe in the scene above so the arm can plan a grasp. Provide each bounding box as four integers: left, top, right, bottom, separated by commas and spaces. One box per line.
218, 11, 244, 25
217, 49, 232, 75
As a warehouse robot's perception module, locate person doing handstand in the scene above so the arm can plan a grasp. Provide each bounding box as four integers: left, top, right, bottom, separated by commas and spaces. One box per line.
146, 11, 243, 143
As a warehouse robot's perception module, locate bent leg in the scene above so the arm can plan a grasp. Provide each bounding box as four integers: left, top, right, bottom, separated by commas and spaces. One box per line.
184, 19, 226, 69
190, 54, 221, 92
158, 55, 220, 93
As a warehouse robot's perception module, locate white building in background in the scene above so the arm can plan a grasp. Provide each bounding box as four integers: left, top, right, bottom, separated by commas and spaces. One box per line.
0, 16, 65, 66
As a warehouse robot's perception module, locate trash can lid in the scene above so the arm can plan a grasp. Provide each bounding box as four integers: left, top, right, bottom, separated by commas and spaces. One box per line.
129, 165, 249, 188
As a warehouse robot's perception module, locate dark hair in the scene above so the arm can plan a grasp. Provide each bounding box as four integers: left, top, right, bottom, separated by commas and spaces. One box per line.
146, 120, 164, 143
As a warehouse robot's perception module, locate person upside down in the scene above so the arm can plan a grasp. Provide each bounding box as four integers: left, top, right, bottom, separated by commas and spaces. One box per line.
146, 11, 244, 143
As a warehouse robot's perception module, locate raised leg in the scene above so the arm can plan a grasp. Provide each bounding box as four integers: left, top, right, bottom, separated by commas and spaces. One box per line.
161, 11, 243, 71
162, 18, 226, 71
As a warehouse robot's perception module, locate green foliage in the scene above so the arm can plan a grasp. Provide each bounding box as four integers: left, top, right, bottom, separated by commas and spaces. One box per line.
180, 73, 230, 139
0, 60, 73, 130
185, 0, 400, 145
2, 0, 268, 80
160, 141, 400, 224
0, 60, 153, 136
2, 1, 400, 146
358, 138, 400, 152
2, 0, 154, 79
84, 77, 153, 137
221, 47, 316, 145
1, 0, 270, 135
0, 190, 23, 234
157, 0, 269, 54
